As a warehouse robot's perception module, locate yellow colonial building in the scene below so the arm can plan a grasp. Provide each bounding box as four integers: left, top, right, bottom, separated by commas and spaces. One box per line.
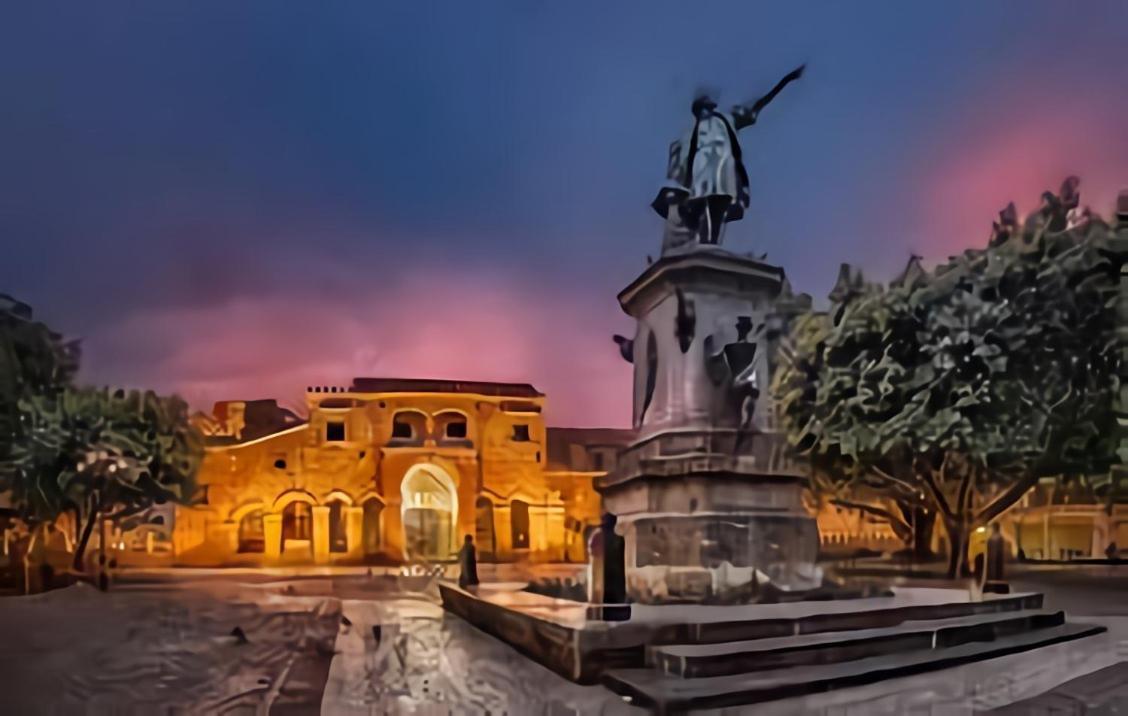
171, 378, 631, 566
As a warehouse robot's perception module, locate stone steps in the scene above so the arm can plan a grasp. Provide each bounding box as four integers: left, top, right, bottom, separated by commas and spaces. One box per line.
605, 620, 1106, 714
648, 608, 1065, 677
647, 591, 1042, 646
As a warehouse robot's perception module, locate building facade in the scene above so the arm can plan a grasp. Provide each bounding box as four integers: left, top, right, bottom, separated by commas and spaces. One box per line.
170, 378, 631, 566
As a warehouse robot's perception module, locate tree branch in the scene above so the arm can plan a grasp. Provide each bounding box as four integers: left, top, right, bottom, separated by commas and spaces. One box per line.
869, 464, 922, 497
829, 498, 913, 540
955, 458, 975, 520
974, 470, 1042, 526
917, 454, 955, 521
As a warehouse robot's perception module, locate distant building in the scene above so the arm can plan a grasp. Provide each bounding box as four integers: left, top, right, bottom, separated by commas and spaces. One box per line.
168, 378, 632, 566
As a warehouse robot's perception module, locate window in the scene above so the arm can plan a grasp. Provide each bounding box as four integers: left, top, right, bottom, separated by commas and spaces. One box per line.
237, 511, 265, 553
511, 499, 530, 549
328, 501, 347, 553
445, 419, 467, 439
512, 424, 530, 442
326, 421, 346, 442
391, 417, 414, 439
282, 502, 313, 543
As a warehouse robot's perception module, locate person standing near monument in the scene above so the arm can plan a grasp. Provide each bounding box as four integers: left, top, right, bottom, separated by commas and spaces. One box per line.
986, 523, 1007, 583
457, 534, 479, 589
588, 513, 627, 604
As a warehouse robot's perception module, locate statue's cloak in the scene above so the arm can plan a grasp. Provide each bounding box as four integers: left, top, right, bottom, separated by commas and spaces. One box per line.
652, 110, 750, 223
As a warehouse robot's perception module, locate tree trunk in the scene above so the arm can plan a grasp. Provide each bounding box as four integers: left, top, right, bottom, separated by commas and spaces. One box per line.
946, 520, 969, 579
21, 522, 45, 595
912, 508, 936, 560
73, 498, 100, 572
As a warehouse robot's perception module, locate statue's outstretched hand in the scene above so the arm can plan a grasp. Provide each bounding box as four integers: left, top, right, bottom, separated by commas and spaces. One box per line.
734, 64, 806, 129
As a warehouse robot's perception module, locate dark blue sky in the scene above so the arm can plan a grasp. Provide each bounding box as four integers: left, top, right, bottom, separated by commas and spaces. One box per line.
2, 2, 1127, 425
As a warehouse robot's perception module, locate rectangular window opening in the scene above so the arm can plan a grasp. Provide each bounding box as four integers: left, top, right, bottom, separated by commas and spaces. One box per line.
391, 420, 413, 439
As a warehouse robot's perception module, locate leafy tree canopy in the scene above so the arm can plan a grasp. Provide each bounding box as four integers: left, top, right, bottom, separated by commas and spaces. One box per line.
774, 178, 1125, 574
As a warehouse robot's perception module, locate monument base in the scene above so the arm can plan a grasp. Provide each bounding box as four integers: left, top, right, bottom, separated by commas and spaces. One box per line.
623, 511, 821, 604
599, 432, 821, 605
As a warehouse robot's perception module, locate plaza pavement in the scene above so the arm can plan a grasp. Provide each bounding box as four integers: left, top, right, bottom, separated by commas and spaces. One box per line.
1, 566, 1125, 714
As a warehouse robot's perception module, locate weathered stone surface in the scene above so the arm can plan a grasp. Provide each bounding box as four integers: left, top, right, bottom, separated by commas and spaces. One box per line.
987, 660, 1128, 714
649, 609, 1065, 678
603, 243, 820, 603
440, 581, 1057, 688
604, 622, 1105, 712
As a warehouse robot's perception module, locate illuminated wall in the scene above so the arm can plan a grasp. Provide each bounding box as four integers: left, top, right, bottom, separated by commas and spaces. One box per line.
167, 380, 611, 566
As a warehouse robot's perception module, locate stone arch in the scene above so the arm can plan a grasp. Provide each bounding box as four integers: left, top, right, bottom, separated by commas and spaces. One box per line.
272, 489, 318, 554
323, 490, 354, 554
272, 489, 318, 512
323, 489, 355, 506
229, 500, 267, 524
434, 409, 471, 441
359, 493, 386, 556
474, 495, 497, 560
237, 510, 265, 553
400, 462, 459, 560
390, 409, 428, 441
510, 498, 530, 550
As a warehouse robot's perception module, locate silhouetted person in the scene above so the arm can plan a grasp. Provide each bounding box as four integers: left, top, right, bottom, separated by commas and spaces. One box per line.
458, 534, 479, 589
986, 523, 1006, 582
589, 513, 627, 604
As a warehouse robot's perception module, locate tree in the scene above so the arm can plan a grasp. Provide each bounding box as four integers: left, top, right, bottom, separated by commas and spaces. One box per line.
775, 178, 1122, 576
0, 296, 79, 487
0, 298, 80, 589
10, 387, 204, 571
774, 272, 937, 559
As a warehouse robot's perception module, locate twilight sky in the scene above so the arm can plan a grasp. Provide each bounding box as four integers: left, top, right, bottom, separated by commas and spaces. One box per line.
2, 2, 1127, 427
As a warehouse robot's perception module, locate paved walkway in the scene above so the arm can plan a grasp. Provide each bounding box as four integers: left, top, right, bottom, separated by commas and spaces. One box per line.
318, 581, 1127, 715
320, 595, 634, 715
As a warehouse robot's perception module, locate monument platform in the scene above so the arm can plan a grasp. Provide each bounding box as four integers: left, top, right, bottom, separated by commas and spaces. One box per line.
438, 581, 1102, 707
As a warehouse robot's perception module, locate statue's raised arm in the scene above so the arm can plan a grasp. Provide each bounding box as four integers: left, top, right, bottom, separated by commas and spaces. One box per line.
732, 64, 805, 130
652, 61, 806, 250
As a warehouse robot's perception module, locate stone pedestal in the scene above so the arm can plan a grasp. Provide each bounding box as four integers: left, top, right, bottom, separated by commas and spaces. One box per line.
263, 514, 283, 562
600, 246, 819, 604
599, 429, 819, 603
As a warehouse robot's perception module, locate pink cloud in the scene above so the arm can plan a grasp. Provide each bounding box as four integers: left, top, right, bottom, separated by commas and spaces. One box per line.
79, 268, 634, 428
913, 97, 1128, 260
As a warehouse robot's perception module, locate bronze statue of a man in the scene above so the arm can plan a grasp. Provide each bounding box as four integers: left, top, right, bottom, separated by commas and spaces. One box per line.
654, 65, 805, 250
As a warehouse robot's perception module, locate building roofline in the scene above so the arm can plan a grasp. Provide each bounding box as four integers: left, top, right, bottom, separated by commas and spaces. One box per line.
308, 377, 544, 399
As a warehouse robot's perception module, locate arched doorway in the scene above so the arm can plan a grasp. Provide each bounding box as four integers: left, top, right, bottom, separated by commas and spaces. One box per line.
511, 499, 530, 550
400, 464, 458, 561
237, 510, 265, 553
362, 498, 384, 557
475, 497, 496, 560
327, 500, 348, 553
281, 501, 313, 553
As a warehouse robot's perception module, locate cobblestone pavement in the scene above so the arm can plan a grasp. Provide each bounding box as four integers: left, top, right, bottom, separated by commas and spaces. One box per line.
3, 570, 1124, 715
0, 579, 340, 714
